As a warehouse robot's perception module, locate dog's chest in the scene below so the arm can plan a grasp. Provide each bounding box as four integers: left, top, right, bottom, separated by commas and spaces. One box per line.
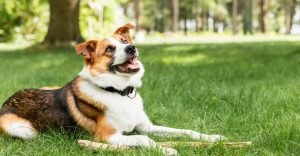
104, 94, 144, 132
78, 81, 146, 132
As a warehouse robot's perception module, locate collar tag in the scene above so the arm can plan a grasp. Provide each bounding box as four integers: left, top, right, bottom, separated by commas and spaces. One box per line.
127, 88, 137, 99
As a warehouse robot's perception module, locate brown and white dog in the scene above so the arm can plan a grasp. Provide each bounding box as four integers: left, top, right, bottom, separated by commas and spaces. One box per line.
0, 24, 226, 155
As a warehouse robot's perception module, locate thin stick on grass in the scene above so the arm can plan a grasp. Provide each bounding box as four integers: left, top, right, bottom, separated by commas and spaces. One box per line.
78, 140, 129, 150
159, 141, 252, 148
78, 139, 252, 150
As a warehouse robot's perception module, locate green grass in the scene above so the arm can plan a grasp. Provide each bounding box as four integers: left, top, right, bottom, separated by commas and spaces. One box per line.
0, 41, 300, 155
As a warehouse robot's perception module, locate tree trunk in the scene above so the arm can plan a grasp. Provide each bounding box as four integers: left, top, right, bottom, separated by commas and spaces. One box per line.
242, 0, 253, 34
184, 17, 188, 35
258, 0, 266, 33
134, 0, 143, 32
44, 0, 83, 46
170, 0, 179, 32
285, 11, 292, 34
232, 0, 239, 35
202, 12, 208, 31
284, 0, 296, 34
121, 1, 130, 17
195, 0, 201, 32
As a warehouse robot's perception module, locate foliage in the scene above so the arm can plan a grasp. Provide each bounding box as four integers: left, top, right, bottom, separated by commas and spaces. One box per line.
80, 0, 126, 39
0, 0, 127, 42
0, 0, 48, 42
0, 0, 300, 43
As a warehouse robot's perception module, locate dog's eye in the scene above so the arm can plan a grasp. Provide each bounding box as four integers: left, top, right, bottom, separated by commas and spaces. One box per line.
121, 39, 128, 44
106, 45, 115, 53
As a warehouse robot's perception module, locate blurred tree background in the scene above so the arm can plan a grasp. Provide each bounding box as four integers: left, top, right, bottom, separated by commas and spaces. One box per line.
0, 0, 300, 46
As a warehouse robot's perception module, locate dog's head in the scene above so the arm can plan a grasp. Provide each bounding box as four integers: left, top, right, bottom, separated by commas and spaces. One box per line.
76, 23, 144, 90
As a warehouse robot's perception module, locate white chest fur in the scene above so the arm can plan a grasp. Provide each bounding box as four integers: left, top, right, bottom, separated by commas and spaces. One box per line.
78, 80, 145, 133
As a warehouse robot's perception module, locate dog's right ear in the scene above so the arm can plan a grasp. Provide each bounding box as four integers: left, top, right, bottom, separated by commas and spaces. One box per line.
113, 23, 135, 44
75, 40, 97, 60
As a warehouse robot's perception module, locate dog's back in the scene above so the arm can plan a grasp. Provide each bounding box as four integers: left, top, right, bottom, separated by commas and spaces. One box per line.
0, 86, 77, 139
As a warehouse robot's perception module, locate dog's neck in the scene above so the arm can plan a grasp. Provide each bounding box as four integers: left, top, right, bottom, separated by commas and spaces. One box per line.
98, 86, 135, 96
72, 76, 137, 98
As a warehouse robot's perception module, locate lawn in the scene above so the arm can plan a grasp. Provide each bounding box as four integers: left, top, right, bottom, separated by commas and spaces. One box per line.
0, 41, 299, 155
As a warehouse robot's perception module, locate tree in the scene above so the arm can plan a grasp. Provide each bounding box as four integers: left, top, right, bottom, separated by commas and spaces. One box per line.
242, 0, 253, 34
282, 0, 296, 34
258, 0, 266, 33
170, 0, 179, 32
199, 0, 213, 31
179, 0, 195, 35
44, 0, 83, 46
134, 0, 143, 32
195, 0, 201, 32
232, 0, 239, 34
212, 0, 228, 33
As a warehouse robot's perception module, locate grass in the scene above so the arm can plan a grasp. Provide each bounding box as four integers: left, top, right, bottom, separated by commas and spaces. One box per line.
0, 40, 300, 155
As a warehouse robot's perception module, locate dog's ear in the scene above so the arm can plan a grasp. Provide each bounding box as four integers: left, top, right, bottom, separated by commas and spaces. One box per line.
75, 40, 97, 60
113, 23, 135, 43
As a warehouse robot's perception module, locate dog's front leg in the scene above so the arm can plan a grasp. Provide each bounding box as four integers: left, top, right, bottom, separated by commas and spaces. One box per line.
94, 117, 178, 156
107, 133, 156, 147
138, 124, 226, 142
136, 114, 227, 142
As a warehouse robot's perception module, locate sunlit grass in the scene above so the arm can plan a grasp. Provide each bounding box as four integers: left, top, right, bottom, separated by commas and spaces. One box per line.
0, 41, 300, 155
162, 54, 208, 65
0, 42, 32, 51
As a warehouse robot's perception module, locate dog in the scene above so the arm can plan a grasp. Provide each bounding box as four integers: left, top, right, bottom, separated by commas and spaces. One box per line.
0, 23, 226, 155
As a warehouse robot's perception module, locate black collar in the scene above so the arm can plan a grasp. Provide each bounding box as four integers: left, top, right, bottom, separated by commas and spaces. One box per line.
99, 86, 136, 97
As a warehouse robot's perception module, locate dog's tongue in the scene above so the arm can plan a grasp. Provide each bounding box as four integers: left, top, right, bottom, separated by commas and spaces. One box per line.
123, 58, 140, 70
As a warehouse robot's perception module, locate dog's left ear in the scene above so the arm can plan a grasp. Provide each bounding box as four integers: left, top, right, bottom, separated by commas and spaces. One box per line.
113, 23, 135, 43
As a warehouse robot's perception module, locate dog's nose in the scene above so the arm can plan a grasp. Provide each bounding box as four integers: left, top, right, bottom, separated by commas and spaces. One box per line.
125, 45, 136, 54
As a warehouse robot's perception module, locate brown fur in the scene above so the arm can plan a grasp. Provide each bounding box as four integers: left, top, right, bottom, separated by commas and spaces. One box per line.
75, 39, 114, 77
89, 39, 115, 76
0, 88, 77, 131
66, 89, 96, 133
94, 116, 116, 142
71, 77, 107, 111
0, 77, 115, 141
113, 23, 135, 44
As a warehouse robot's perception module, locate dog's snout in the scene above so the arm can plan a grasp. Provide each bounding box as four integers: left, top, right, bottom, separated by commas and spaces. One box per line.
125, 45, 136, 54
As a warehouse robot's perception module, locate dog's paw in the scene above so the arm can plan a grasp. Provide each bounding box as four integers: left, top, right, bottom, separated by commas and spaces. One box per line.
160, 147, 178, 156
187, 130, 227, 142
203, 134, 227, 143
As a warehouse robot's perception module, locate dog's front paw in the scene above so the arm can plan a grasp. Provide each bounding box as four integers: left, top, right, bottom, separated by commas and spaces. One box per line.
160, 147, 178, 156
203, 134, 227, 143
187, 130, 227, 142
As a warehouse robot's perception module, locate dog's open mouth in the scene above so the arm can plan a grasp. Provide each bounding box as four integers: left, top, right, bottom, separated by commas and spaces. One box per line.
112, 57, 140, 74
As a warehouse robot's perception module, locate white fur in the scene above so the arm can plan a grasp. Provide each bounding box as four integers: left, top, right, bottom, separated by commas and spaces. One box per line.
108, 134, 156, 147
136, 124, 227, 143
79, 61, 144, 91
78, 79, 146, 132
108, 37, 139, 65
5, 122, 36, 139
